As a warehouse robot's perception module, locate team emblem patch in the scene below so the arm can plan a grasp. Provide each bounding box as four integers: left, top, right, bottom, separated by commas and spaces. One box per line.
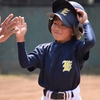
62, 60, 72, 72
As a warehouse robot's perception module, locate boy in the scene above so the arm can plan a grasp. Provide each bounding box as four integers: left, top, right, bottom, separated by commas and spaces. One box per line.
0, 14, 18, 42
15, 0, 96, 100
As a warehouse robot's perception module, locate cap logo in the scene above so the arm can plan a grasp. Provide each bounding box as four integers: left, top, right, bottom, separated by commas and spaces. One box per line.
60, 8, 70, 16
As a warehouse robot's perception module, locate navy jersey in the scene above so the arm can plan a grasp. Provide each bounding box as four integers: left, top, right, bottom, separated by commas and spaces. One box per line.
17, 22, 96, 92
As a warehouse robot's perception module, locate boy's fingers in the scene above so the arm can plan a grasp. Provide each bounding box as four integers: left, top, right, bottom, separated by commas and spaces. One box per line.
18, 16, 25, 25
19, 16, 22, 24
21, 17, 25, 24
75, 8, 82, 12
75, 8, 84, 15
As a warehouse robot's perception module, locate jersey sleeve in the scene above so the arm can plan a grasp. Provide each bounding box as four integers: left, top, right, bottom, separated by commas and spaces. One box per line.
75, 22, 96, 69
17, 42, 44, 72
78, 22, 96, 59
82, 22, 96, 54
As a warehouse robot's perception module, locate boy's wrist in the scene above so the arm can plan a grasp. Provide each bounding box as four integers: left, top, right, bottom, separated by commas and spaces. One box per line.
16, 37, 25, 42
84, 20, 89, 24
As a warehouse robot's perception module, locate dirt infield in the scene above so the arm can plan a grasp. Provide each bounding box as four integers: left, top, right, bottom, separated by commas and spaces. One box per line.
0, 74, 100, 100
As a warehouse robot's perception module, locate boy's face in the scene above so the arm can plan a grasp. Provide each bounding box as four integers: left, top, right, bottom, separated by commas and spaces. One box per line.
51, 16, 74, 43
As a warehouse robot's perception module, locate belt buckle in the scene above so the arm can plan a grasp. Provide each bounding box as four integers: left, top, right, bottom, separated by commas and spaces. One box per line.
58, 91, 66, 100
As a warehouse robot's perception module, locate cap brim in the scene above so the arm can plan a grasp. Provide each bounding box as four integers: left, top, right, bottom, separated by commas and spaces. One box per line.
47, 12, 72, 28
47, 12, 61, 19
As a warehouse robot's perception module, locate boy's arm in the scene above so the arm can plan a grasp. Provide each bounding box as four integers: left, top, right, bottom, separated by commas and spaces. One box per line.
76, 8, 96, 53
17, 42, 35, 69
15, 16, 35, 69
82, 22, 96, 53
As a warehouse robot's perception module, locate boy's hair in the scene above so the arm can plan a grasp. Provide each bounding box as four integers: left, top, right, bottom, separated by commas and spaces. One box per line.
47, 0, 85, 40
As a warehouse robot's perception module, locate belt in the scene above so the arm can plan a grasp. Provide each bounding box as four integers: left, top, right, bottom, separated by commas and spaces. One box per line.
43, 89, 74, 100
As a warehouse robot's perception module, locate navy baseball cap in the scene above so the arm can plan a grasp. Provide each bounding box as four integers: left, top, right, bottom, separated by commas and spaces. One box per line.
47, 8, 78, 28
52, 0, 85, 13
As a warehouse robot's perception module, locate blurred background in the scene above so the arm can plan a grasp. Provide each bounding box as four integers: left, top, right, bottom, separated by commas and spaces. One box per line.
0, 0, 100, 75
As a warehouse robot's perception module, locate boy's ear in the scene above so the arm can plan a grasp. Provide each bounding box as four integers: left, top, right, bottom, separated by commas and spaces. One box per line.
71, 33, 74, 36
73, 23, 84, 40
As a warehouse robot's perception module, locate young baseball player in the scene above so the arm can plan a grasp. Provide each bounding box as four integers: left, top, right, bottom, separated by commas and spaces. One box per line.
0, 14, 18, 42
14, 0, 96, 100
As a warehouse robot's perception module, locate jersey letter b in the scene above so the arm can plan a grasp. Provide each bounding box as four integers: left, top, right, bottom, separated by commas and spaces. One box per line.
62, 60, 72, 72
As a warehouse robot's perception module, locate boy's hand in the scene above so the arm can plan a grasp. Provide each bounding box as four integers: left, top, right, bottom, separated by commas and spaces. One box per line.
0, 14, 19, 42
75, 8, 89, 24
15, 16, 27, 42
